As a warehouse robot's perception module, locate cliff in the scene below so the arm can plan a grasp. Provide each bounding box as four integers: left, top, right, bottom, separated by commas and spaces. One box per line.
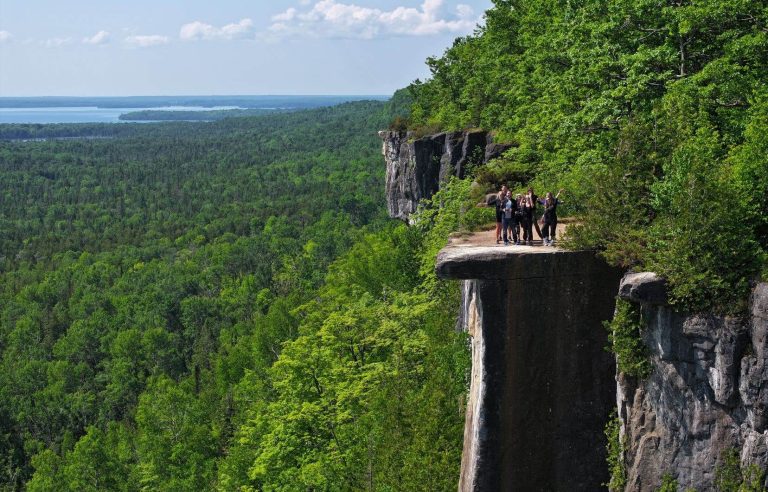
436, 236, 622, 491
378, 130, 511, 221
617, 274, 768, 490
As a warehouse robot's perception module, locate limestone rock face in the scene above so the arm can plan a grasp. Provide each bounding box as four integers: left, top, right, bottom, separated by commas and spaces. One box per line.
437, 242, 622, 491
617, 275, 768, 491
379, 129, 510, 221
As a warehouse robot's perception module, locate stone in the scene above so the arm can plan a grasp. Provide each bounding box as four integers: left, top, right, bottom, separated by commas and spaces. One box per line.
619, 282, 768, 490
618, 272, 668, 305
484, 142, 513, 162
482, 193, 499, 207
437, 239, 622, 491
379, 129, 509, 222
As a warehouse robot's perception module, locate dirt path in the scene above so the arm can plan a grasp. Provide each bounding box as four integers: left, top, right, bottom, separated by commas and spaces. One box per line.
448, 221, 574, 249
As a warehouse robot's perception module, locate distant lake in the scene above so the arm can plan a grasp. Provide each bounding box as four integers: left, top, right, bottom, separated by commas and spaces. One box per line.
0, 95, 389, 124
0, 106, 243, 124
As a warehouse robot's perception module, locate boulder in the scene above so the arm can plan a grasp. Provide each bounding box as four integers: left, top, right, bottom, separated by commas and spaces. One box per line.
618, 271, 668, 305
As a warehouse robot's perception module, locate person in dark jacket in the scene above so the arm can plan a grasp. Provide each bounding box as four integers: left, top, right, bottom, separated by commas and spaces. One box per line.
539, 189, 564, 245
494, 185, 508, 244
525, 187, 544, 244
502, 191, 518, 245
513, 193, 523, 244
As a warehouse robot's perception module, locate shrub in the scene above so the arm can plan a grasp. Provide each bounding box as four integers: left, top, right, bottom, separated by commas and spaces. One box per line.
658, 474, 679, 492
604, 412, 626, 492
715, 448, 766, 492
605, 299, 652, 379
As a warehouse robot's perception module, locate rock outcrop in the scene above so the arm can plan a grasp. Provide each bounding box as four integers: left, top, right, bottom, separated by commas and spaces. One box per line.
436, 240, 622, 491
379, 130, 512, 221
617, 275, 768, 490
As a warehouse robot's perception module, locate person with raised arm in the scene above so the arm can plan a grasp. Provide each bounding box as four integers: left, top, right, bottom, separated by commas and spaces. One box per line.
539, 189, 564, 246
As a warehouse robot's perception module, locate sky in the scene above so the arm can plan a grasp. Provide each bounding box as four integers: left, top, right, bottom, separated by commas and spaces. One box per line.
0, 0, 493, 96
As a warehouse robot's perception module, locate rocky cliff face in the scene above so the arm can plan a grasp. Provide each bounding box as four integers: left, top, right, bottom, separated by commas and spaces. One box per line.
379, 130, 511, 221
617, 274, 768, 490
436, 242, 622, 491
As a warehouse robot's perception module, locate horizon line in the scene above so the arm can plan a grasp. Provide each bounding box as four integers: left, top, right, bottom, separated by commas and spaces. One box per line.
0, 94, 393, 99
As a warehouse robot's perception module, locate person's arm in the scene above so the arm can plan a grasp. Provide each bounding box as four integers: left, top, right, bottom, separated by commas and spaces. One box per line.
555, 188, 564, 199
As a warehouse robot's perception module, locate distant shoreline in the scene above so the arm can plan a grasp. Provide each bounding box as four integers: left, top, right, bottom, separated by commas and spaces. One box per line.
0, 95, 390, 109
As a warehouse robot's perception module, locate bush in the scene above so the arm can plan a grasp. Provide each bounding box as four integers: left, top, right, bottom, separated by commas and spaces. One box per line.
388, 115, 410, 132
605, 299, 652, 379
658, 474, 679, 492
604, 412, 626, 492
715, 448, 766, 492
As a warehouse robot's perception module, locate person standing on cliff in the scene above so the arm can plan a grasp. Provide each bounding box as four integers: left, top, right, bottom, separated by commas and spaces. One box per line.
539, 189, 564, 246
525, 187, 541, 245
494, 184, 508, 244
502, 190, 518, 245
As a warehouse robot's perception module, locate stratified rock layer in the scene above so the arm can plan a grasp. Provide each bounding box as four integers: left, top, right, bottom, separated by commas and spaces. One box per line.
437, 243, 622, 491
617, 275, 768, 491
379, 130, 511, 221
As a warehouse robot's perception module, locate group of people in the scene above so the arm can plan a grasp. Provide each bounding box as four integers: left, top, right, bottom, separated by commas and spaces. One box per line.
494, 185, 563, 246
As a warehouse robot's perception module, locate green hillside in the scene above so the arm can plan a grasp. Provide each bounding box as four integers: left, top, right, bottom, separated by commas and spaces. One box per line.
0, 101, 469, 490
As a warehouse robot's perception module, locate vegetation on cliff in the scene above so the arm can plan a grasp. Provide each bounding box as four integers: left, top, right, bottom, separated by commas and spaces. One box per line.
408, 0, 768, 313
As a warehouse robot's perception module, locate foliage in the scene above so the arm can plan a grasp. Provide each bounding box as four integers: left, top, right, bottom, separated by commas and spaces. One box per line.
408, 0, 768, 312
658, 474, 679, 492
605, 299, 652, 378
0, 97, 471, 490
604, 412, 626, 492
715, 448, 767, 492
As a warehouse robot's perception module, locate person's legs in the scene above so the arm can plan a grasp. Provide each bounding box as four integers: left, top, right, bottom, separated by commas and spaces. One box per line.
495, 220, 502, 242
512, 217, 519, 243
521, 216, 529, 241
502, 217, 510, 243
551, 218, 558, 243
525, 213, 534, 243
541, 222, 550, 243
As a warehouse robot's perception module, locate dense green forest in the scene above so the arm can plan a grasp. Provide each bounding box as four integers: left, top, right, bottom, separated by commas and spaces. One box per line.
0, 101, 469, 490
3, 0, 768, 490
409, 0, 768, 312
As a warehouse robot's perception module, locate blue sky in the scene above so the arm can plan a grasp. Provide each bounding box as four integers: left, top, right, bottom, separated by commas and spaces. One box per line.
0, 0, 492, 96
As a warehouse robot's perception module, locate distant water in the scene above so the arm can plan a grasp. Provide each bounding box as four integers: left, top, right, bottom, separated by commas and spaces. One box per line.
0, 106, 242, 124
0, 95, 389, 124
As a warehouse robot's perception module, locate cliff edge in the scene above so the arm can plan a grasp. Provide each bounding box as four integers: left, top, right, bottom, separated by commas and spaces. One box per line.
436, 237, 622, 491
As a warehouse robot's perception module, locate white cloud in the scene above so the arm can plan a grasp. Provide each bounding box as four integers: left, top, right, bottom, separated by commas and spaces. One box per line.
265, 0, 479, 39
179, 18, 254, 41
82, 30, 110, 45
0, 31, 12, 43
42, 37, 73, 48
125, 34, 169, 47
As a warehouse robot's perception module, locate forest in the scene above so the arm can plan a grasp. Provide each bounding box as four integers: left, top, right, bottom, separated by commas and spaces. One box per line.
0, 99, 468, 490
2, 0, 768, 490
409, 0, 768, 313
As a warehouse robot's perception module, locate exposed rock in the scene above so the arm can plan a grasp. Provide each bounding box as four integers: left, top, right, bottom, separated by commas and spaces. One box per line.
618, 279, 768, 491
379, 129, 510, 221
438, 240, 623, 491
484, 140, 513, 162
618, 272, 668, 305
